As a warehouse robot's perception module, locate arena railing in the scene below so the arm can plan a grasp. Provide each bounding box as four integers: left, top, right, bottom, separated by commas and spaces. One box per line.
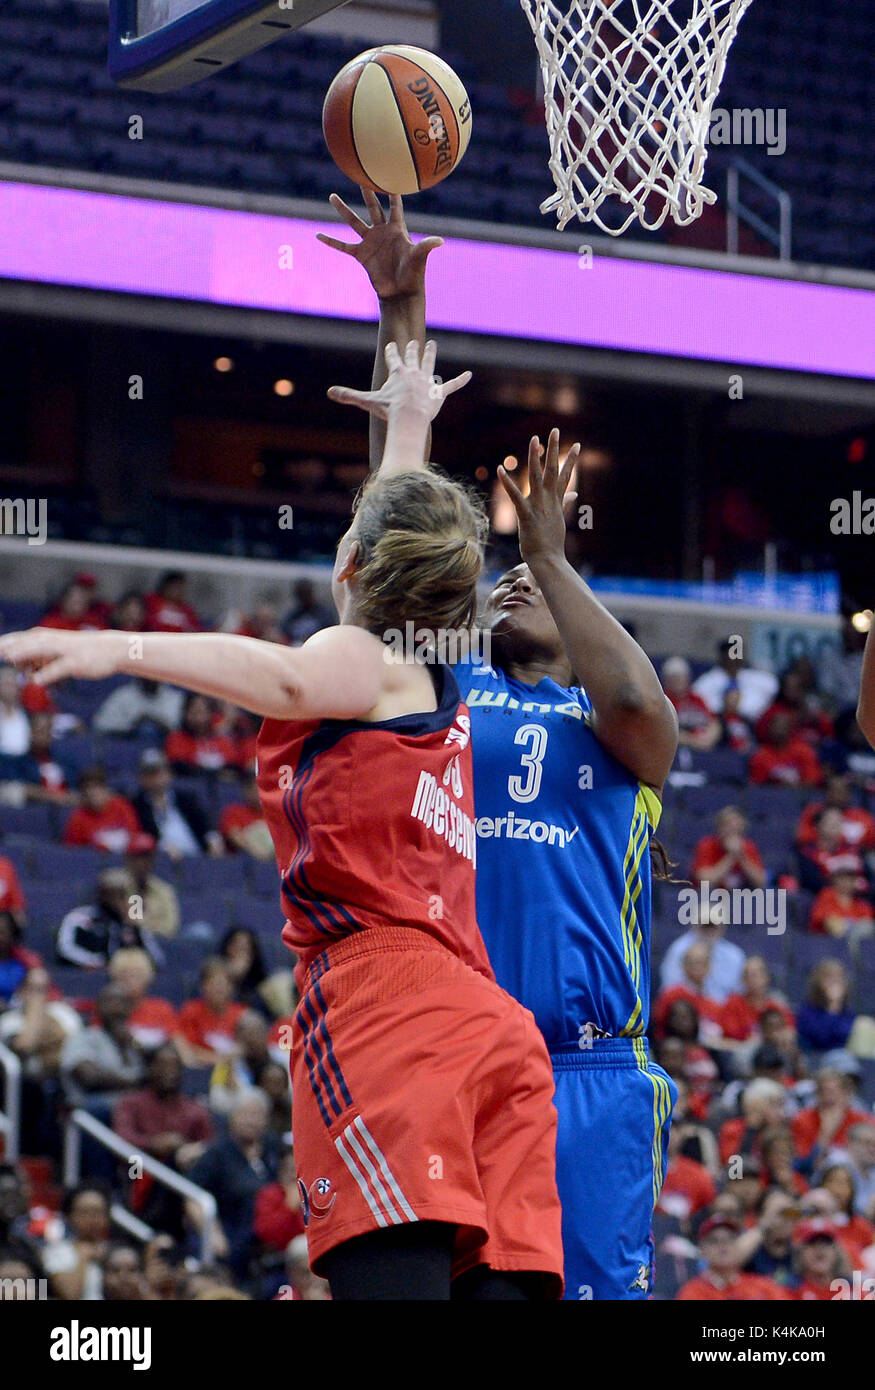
0, 1040, 22, 1163
63, 1108, 219, 1261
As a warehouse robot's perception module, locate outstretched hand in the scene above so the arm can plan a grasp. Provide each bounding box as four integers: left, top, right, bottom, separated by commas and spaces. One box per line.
498, 429, 580, 564
0, 627, 121, 686
316, 190, 443, 300
328, 340, 471, 424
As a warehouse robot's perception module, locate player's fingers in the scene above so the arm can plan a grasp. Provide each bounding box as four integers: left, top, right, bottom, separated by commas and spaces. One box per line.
563, 491, 579, 516
361, 189, 385, 225
31, 656, 75, 687
326, 385, 379, 414
328, 193, 369, 236
558, 445, 581, 496
543, 427, 561, 485
316, 233, 358, 256
441, 370, 472, 398
497, 465, 524, 506
0, 630, 55, 667
384, 341, 403, 373
421, 340, 438, 378
404, 339, 420, 368
412, 236, 445, 262
388, 194, 405, 225
527, 435, 544, 491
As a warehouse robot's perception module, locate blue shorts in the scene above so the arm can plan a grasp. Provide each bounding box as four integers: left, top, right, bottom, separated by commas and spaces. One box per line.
551, 1037, 676, 1300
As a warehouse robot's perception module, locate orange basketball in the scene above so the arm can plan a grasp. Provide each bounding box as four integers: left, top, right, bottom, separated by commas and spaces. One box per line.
322, 45, 473, 196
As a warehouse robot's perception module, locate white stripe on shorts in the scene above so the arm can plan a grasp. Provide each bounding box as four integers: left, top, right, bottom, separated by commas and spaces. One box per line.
352, 1116, 418, 1222
334, 1131, 388, 1228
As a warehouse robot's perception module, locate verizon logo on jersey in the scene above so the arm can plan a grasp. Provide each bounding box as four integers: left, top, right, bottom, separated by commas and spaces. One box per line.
410, 772, 477, 867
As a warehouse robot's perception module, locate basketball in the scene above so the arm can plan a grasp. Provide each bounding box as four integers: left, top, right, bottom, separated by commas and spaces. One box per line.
322, 45, 472, 195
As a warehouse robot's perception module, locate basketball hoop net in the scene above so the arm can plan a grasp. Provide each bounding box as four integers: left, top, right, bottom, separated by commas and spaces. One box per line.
521, 0, 755, 234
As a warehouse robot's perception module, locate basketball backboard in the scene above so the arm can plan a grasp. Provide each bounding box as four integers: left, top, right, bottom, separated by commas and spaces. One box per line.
108, 0, 351, 92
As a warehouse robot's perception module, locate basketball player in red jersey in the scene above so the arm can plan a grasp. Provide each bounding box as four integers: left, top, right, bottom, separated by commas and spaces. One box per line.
0, 344, 564, 1301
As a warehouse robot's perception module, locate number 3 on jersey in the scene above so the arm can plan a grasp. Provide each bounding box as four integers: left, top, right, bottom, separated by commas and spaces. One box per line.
508, 724, 548, 804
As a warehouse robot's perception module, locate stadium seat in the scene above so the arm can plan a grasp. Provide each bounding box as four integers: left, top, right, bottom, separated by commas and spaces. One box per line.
0, 803, 58, 840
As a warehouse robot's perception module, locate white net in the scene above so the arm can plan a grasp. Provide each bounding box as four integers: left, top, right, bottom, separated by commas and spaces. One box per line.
521, 0, 755, 234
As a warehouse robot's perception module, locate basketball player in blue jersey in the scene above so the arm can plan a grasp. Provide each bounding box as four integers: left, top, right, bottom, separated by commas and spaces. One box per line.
322, 189, 681, 1299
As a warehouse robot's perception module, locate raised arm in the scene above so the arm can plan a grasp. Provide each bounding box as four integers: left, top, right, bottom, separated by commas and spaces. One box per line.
327, 339, 469, 482
0, 625, 391, 723
318, 191, 440, 470
499, 430, 679, 790
858, 617, 875, 748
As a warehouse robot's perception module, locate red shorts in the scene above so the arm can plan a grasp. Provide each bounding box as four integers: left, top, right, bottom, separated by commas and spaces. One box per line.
291, 926, 563, 1296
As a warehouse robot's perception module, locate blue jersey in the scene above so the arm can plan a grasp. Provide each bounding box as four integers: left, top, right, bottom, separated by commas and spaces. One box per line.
454, 658, 661, 1046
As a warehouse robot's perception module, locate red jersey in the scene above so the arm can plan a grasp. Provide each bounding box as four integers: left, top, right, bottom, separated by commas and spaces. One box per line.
719, 992, 795, 1041
164, 730, 238, 772
62, 796, 141, 852
0, 855, 25, 915
692, 834, 765, 889
658, 1155, 717, 1217
667, 690, 714, 736
678, 1272, 791, 1301
792, 1106, 872, 1159
144, 593, 201, 634
256, 664, 492, 980
749, 740, 822, 786
809, 887, 875, 934
796, 802, 875, 852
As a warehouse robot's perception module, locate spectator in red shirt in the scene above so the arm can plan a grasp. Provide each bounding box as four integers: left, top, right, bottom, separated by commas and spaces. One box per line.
719, 687, 755, 753
808, 866, 875, 938
658, 1120, 718, 1220
108, 590, 147, 632
792, 1220, 849, 1300
756, 668, 833, 750
662, 657, 721, 750
653, 942, 723, 1041
40, 578, 107, 632
165, 694, 238, 776
717, 1077, 789, 1167
144, 571, 202, 634
108, 947, 180, 1052
796, 772, 875, 853
657, 1004, 720, 1120
113, 1042, 212, 1173
233, 605, 288, 645
691, 806, 767, 892
749, 711, 823, 786
676, 1215, 791, 1300
0, 856, 25, 922
253, 1149, 306, 1253
720, 956, 795, 1042
798, 807, 866, 893
210, 701, 259, 773
818, 1164, 875, 1258
178, 958, 246, 1063
792, 1068, 873, 1162
219, 773, 273, 860
62, 767, 141, 853
113, 1041, 213, 1239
